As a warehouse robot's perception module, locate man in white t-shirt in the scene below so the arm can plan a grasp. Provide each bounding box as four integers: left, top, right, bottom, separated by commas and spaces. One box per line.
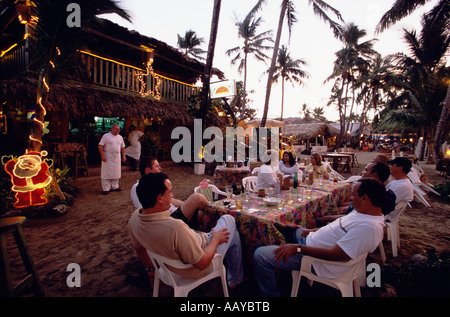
386, 157, 414, 204
253, 178, 386, 297
130, 156, 205, 229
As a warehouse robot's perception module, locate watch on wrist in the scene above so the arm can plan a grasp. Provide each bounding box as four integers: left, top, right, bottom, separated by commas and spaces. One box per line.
296, 245, 302, 253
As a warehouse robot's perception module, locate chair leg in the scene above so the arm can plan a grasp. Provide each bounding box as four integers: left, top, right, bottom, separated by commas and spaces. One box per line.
339, 284, 354, 297
221, 271, 229, 297
353, 278, 361, 297
290, 271, 301, 297
378, 242, 386, 265
152, 274, 160, 297
174, 288, 189, 297
391, 227, 398, 257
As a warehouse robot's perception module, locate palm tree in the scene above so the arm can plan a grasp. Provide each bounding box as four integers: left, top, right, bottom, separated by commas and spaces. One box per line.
326, 23, 377, 149
225, 6, 273, 114
28, 0, 131, 151
376, 18, 449, 162
177, 30, 207, 61
271, 45, 309, 120
376, 0, 450, 159
200, 0, 222, 123
261, 0, 343, 127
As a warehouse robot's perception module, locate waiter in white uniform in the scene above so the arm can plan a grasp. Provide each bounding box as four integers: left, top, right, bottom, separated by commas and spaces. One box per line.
98, 124, 126, 194
125, 125, 143, 171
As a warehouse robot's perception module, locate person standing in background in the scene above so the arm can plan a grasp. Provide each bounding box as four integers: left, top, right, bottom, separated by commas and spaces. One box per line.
125, 125, 144, 171
98, 123, 126, 195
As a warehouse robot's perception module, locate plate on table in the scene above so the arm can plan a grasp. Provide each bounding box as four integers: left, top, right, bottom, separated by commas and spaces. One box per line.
263, 197, 281, 206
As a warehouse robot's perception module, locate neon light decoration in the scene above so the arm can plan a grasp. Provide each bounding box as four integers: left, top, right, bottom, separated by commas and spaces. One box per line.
3, 150, 53, 208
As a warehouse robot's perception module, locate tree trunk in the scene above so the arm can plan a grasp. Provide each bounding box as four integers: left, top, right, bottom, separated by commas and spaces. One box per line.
434, 84, 450, 159
261, 0, 288, 127
242, 48, 248, 115
280, 78, 285, 120
200, 0, 222, 123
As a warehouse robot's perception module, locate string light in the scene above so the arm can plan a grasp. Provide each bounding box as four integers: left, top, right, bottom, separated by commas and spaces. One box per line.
136, 59, 162, 99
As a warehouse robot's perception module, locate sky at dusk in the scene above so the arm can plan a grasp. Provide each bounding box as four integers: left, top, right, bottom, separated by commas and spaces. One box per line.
102, 0, 438, 122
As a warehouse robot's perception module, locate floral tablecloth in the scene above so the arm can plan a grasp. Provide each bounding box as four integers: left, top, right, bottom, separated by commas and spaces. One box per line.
201, 181, 351, 258
213, 166, 251, 190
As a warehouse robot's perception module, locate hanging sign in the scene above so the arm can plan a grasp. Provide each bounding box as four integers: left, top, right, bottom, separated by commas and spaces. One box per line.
210, 80, 236, 99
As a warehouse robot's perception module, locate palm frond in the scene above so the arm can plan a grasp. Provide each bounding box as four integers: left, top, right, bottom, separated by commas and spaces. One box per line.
376, 0, 429, 33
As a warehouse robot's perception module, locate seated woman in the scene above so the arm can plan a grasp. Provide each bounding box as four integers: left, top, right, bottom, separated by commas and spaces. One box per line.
278, 151, 298, 176
255, 152, 278, 190
305, 152, 330, 180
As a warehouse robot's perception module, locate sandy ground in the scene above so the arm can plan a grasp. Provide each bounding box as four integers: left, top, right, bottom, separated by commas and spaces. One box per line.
3, 151, 450, 297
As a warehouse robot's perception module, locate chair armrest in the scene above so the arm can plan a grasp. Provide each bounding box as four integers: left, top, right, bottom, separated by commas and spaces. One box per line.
300, 253, 367, 275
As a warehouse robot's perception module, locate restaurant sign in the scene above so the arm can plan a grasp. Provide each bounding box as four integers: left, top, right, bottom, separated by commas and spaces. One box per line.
210, 80, 236, 99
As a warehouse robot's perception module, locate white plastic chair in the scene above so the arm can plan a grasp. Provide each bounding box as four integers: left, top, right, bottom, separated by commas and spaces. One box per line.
291, 253, 368, 297
339, 175, 362, 184
146, 249, 229, 297
378, 200, 409, 263
322, 161, 345, 181
251, 167, 260, 175
194, 184, 227, 202
408, 168, 440, 196
242, 176, 258, 192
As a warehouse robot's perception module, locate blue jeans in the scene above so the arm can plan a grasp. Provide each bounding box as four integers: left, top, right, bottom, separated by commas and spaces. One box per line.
253, 227, 307, 297
208, 215, 244, 288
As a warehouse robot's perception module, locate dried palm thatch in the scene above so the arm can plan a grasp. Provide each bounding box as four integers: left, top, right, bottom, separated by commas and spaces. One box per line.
0, 75, 209, 125
282, 123, 342, 140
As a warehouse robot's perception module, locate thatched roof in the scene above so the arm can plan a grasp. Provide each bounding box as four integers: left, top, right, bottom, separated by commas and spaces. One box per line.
0, 75, 225, 126
282, 123, 342, 140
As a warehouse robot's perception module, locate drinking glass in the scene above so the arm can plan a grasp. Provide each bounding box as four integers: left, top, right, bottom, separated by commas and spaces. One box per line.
306, 186, 313, 200
277, 199, 285, 211
225, 186, 233, 199
298, 187, 305, 201
318, 175, 324, 186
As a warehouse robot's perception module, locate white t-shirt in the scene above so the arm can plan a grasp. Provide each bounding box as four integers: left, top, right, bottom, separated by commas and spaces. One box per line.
305, 210, 385, 279
130, 180, 177, 213
278, 161, 299, 176
255, 164, 278, 190
386, 178, 414, 204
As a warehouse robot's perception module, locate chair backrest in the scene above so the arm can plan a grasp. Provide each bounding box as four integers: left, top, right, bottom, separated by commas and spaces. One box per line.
251, 167, 260, 175
322, 161, 344, 180
412, 164, 424, 174
242, 176, 257, 191
407, 168, 422, 184
146, 249, 192, 287
340, 175, 362, 183
385, 200, 409, 223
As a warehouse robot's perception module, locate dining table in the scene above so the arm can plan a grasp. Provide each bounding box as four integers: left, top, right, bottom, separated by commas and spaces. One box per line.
213, 165, 252, 192
200, 180, 352, 260
321, 153, 352, 172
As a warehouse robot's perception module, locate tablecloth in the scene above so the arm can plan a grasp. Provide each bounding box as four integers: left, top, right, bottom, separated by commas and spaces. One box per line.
201, 181, 351, 258
213, 166, 252, 190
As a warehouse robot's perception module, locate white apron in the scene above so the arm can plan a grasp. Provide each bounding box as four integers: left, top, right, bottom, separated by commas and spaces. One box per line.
99, 133, 125, 179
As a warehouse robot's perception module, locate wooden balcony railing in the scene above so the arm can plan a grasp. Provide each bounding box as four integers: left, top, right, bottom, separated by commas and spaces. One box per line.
0, 41, 28, 80
1, 46, 200, 104
82, 52, 200, 104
